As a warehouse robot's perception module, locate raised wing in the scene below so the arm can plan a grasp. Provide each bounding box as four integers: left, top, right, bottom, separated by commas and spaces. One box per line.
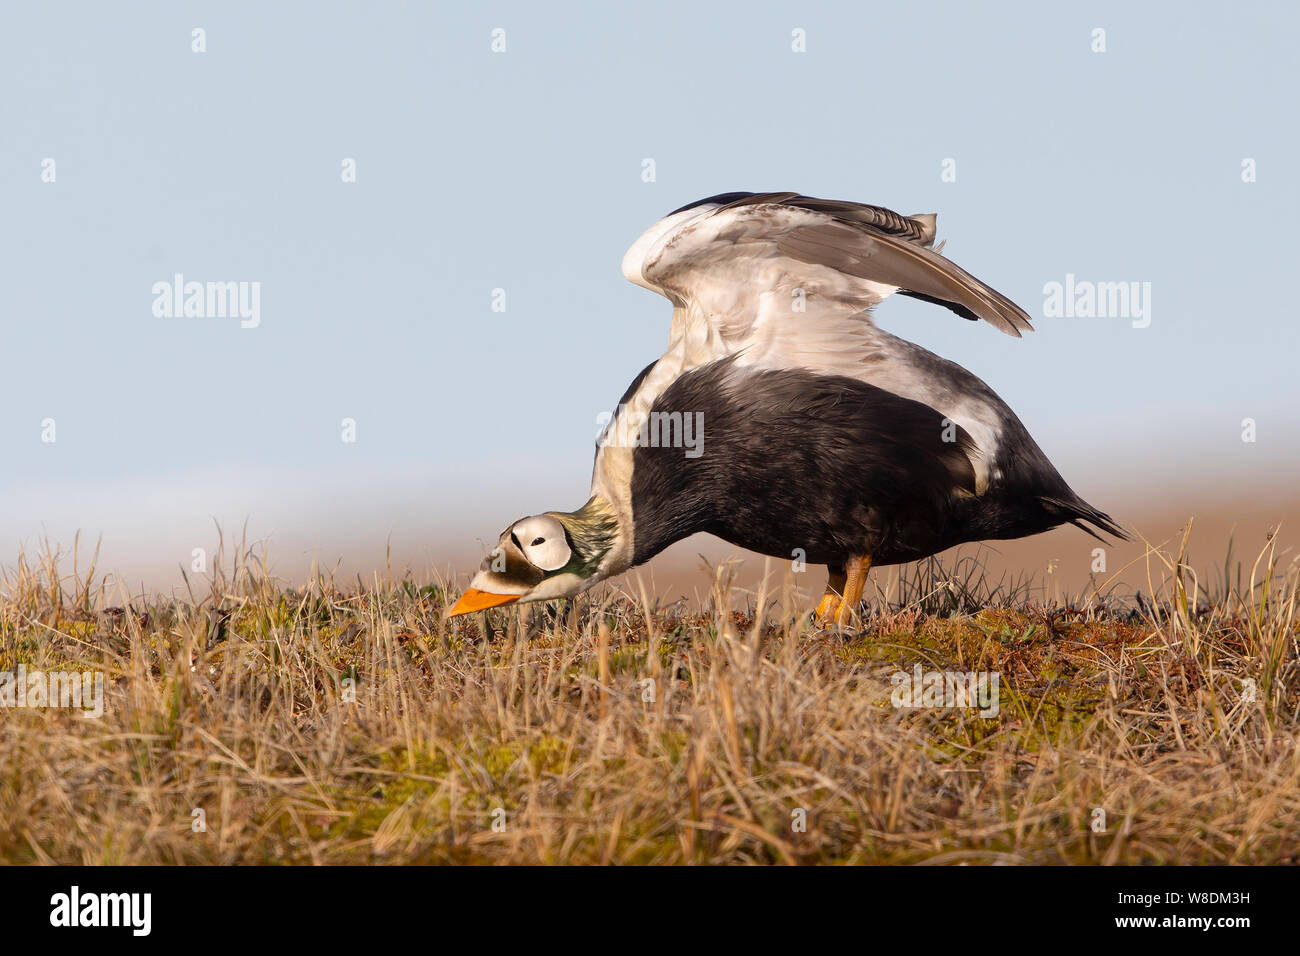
621, 192, 1033, 341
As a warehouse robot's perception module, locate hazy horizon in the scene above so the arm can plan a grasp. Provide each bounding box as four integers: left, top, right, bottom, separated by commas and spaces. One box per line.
4, 1, 1297, 596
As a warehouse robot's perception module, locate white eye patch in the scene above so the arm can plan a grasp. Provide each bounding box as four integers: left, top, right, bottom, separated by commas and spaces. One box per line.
512, 515, 572, 572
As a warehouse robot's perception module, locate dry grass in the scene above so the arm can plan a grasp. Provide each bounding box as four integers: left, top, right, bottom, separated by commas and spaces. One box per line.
1, 524, 1297, 865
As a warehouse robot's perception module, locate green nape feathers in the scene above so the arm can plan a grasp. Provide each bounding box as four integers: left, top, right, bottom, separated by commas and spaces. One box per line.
551, 496, 619, 578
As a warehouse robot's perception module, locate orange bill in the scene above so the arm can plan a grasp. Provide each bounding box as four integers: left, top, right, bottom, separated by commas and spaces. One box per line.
447, 588, 521, 617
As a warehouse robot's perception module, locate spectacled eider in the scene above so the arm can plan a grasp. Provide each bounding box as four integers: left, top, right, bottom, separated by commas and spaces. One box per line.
449, 192, 1125, 626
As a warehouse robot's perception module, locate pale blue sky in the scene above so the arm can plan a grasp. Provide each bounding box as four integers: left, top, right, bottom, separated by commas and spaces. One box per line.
2, 1, 1296, 586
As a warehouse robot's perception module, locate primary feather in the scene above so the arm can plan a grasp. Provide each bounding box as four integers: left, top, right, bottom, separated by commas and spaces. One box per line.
623, 191, 1034, 341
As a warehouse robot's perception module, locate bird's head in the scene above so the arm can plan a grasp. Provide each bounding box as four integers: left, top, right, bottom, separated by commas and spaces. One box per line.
447, 497, 621, 617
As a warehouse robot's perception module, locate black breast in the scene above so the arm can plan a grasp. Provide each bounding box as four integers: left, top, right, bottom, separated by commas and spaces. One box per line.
627, 358, 983, 567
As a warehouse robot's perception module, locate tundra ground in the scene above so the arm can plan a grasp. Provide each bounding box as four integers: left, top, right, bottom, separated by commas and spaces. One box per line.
1, 527, 1296, 865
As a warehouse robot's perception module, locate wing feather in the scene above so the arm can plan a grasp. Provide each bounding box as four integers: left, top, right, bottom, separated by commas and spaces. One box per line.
624, 193, 1033, 342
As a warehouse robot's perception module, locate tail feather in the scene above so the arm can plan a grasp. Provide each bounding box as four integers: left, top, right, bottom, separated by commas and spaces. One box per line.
1045, 495, 1130, 543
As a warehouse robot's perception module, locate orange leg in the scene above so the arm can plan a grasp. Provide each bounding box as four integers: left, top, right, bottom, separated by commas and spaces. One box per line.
813, 568, 847, 626
814, 556, 873, 628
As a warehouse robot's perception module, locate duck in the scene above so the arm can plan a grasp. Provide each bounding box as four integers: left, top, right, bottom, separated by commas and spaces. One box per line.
448, 192, 1125, 626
